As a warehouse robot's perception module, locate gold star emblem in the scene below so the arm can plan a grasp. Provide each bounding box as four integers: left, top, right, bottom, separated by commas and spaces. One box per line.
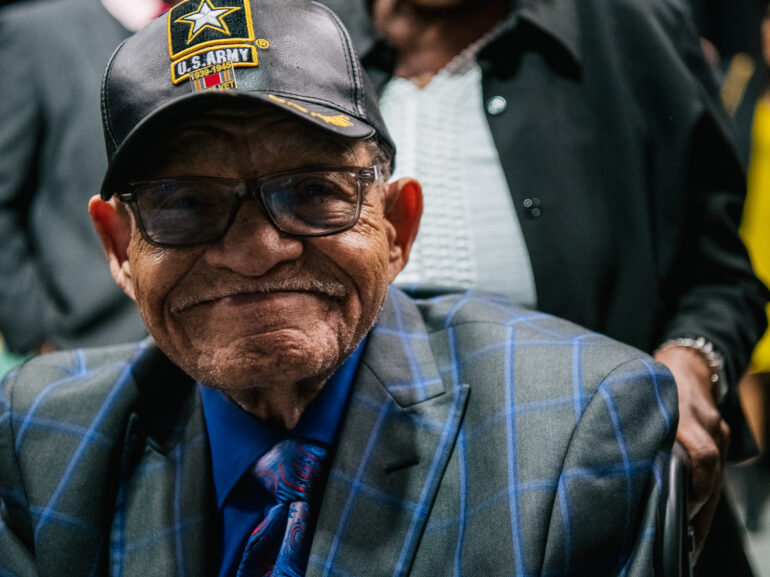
175, 0, 242, 45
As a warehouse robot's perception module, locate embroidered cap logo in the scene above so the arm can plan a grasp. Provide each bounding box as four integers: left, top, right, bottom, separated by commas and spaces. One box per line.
176, 0, 241, 44
167, 0, 259, 84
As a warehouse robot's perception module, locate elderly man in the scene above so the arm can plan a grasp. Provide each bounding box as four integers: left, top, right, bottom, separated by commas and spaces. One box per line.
0, 1, 677, 575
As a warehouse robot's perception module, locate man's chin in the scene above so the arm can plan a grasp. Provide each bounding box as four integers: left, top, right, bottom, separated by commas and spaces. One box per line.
176, 330, 344, 391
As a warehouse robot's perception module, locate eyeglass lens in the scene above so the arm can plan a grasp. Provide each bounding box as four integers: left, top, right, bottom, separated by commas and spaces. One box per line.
131, 168, 372, 247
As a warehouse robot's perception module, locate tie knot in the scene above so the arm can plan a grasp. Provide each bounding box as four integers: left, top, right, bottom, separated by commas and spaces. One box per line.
253, 439, 328, 503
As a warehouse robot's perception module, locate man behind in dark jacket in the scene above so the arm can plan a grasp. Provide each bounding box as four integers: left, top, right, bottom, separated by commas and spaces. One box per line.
316, 0, 770, 573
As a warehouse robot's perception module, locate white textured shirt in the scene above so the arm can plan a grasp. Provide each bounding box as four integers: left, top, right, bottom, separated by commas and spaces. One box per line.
381, 63, 537, 306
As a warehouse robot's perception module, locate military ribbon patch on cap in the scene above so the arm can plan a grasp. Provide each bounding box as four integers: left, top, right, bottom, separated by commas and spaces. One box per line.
191, 60, 237, 91
168, 0, 260, 85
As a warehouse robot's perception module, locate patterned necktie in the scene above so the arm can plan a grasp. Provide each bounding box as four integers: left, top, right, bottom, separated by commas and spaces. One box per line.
236, 439, 328, 577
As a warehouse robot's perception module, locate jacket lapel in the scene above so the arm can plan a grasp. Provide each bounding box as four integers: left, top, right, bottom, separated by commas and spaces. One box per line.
308, 288, 470, 577
109, 346, 216, 577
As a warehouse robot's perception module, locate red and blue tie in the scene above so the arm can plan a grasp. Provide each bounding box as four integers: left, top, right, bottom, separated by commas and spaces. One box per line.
236, 439, 328, 577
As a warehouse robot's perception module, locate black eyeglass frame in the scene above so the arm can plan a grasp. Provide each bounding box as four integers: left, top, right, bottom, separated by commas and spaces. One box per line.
115, 165, 380, 248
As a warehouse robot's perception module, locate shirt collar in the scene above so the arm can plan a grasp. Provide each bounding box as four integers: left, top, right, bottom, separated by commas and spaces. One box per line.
513, 0, 582, 67
200, 339, 366, 508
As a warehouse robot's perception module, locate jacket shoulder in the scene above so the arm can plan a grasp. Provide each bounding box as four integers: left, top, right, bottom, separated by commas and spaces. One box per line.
418, 289, 641, 350
0, 340, 162, 574
581, 0, 692, 26
574, 0, 701, 66
411, 288, 668, 396
2, 341, 146, 417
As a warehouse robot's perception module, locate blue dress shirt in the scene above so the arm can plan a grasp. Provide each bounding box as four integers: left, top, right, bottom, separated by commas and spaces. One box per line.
200, 341, 365, 577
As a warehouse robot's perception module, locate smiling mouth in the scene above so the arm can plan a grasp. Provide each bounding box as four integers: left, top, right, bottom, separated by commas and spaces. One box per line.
172, 278, 348, 313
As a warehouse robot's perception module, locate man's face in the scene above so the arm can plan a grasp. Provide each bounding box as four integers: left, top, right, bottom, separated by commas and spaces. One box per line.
109, 109, 403, 394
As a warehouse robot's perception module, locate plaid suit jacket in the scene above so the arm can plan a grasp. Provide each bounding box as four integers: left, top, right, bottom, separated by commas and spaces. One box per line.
0, 288, 677, 576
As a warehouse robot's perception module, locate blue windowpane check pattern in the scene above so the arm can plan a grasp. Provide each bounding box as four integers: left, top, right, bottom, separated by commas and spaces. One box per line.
237, 440, 328, 577
0, 287, 677, 576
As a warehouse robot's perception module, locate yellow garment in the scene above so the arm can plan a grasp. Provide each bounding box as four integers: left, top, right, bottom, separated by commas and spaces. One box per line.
741, 98, 770, 371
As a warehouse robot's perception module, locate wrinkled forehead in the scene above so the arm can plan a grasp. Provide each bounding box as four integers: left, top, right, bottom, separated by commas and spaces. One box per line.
136, 106, 373, 178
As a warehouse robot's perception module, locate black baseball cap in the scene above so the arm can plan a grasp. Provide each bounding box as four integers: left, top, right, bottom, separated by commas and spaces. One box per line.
100, 0, 394, 198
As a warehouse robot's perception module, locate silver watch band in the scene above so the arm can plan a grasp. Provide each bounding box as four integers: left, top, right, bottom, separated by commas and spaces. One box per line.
655, 337, 727, 404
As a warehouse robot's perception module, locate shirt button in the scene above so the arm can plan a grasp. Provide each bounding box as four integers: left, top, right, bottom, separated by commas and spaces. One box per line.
486, 96, 507, 115
523, 197, 542, 218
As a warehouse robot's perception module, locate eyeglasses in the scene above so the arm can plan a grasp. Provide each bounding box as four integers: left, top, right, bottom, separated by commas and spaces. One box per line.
116, 166, 379, 248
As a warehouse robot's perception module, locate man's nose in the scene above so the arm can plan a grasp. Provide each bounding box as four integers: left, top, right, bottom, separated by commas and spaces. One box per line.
202, 198, 303, 275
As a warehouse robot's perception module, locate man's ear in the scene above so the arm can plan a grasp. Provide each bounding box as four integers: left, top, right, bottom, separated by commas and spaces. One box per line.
384, 177, 423, 281
88, 195, 136, 301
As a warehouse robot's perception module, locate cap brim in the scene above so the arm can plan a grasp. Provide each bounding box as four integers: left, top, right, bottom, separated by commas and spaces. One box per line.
100, 90, 376, 198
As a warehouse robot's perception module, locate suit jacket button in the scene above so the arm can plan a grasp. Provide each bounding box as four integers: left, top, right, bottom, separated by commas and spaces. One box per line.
523, 197, 542, 218
486, 96, 507, 115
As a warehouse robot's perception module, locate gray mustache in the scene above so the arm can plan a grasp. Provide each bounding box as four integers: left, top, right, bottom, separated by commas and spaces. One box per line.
173, 277, 348, 312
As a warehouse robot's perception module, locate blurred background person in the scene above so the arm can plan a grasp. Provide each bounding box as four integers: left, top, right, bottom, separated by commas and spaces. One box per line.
0, 0, 178, 372
318, 0, 770, 574
703, 0, 770, 548
737, 41, 770, 530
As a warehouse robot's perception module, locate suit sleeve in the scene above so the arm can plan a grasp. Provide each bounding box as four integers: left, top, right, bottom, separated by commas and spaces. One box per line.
0, 11, 57, 353
0, 369, 38, 576
541, 357, 678, 576
656, 2, 769, 390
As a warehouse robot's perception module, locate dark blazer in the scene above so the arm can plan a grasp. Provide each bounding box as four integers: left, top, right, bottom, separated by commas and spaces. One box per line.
317, 0, 769, 455
0, 0, 146, 353
0, 289, 677, 576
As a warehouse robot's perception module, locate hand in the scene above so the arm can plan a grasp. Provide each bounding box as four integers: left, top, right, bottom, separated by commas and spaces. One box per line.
654, 346, 730, 562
